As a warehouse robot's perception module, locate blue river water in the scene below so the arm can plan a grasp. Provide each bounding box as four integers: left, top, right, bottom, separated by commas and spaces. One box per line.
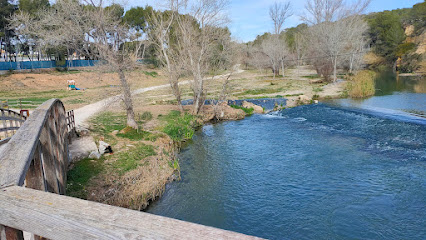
147, 73, 426, 239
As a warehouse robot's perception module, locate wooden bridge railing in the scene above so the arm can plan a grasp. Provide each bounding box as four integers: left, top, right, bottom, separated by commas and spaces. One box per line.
0, 109, 26, 146
0, 99, 262, 240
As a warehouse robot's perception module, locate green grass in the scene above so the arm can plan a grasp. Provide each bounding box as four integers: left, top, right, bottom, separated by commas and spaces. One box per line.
114, 144, 156, 174
116, 127, 155, 141
236, 87, 283, 96
91, 112, 156, 141
159, 110, 198, 142
230, 105, 254, 115
1, 89, 80, 108
302, 74, 320, 79
285, 93, 304, 97
143, 71, 158, 77
67, 157, 104, 199
313, 87, 323, 92
91, 112, 127, 134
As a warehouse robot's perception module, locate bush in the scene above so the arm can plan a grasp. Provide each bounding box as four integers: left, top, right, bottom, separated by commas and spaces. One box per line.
140, 111, 153, 121
346, 70, 376, 98
159, 111, 198, 142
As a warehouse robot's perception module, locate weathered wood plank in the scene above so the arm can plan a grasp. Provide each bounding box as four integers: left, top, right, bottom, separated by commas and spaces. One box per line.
39, 121, 60, 194
0, 116, 25, 122
0, 186, 263, 240
0, 127, 20, 133
1, 110, 8, 138
0, 99, 64, 188
0, 138, 10, 146
24, 143, 45, 191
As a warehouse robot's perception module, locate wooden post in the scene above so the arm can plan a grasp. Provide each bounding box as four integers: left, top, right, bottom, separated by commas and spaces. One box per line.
1, 110, 8, 138
0, 225, 23, 240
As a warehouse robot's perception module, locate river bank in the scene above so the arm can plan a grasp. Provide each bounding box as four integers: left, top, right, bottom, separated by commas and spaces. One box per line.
65, 67, 349, 210
67, 103, 251, 210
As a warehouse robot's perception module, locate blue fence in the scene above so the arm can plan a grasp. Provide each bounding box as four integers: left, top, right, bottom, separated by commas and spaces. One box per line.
0, 60, 99, 71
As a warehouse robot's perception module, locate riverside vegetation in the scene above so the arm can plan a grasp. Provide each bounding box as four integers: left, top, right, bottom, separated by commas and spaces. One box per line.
66, 109, 202, 210
345, 71, 377, 98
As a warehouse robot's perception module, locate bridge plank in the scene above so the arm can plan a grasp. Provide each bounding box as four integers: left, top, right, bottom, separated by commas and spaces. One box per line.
0, 186, 263, 240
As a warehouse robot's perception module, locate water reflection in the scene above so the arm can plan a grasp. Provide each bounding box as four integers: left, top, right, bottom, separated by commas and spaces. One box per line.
375, 71, 425, 95
330, 71, 426, 117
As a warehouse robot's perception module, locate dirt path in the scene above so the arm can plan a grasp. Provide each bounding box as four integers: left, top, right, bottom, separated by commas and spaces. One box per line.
74, 69, 244, 129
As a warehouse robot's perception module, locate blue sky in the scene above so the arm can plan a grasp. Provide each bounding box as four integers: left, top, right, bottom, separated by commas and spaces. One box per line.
125, 0, 424, 42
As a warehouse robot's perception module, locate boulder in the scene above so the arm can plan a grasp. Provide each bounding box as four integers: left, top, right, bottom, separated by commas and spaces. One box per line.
88, 150, 101, 159
242, 101, 264, 113
218, 103, 245, 120
69, 135, 98, 163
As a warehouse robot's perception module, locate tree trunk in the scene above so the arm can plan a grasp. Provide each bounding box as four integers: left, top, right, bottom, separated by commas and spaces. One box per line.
281, 60, 285, 78
392, 59, 398, 73
333, 56, 338, 82
118, 69, 138, 129
141, 44, 146, 60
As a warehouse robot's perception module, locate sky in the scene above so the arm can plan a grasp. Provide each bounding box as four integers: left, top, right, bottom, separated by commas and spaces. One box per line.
124, 0, 424, 42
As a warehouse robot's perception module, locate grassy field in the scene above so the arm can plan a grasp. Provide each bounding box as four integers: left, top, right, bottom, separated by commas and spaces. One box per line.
0, 68, 168, 110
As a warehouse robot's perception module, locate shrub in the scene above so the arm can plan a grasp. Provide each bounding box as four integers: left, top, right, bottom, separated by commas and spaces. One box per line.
346, 70, 376, 98
140, 111, 153, 121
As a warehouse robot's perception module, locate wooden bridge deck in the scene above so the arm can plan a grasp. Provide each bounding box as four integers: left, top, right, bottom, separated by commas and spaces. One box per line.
0, 99, 262, 240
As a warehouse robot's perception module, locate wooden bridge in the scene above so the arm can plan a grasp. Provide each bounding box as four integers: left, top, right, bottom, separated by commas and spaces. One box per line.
0, 99, 261, 240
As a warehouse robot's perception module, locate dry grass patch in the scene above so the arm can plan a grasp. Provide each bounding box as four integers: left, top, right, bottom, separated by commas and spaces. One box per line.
346, 71, 376, 98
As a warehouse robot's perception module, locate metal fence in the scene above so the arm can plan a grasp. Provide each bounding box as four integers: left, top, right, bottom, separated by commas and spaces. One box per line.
0, 60, 99, 71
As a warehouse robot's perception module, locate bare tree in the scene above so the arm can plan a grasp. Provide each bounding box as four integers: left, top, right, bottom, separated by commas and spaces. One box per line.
303, 0, 370, 81
175, 0, 230, 114
148, 0, 185, 111
11, 0, 141, 129
269, 1, 292, 35
261, 34, 286, 79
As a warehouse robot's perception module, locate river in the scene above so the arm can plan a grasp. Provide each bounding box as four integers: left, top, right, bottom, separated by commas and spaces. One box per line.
147, 72, 426, 239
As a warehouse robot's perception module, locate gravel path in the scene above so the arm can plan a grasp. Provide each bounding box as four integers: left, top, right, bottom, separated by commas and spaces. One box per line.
74, 69, 243, 129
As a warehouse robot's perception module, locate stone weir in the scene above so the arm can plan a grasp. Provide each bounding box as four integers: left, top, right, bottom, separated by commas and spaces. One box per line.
181, 98, 287, 111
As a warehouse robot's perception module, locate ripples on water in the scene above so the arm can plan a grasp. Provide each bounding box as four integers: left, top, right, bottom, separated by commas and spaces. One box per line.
147, 104, 426, 239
